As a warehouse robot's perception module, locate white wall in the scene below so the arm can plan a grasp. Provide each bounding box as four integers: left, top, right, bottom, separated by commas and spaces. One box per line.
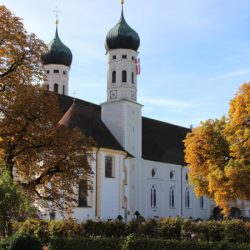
43, 64, 70, 95
141, 160, 210, 220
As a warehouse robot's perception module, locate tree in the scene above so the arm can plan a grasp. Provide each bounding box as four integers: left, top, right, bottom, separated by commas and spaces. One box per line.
184, 83, 250, 215
0, 6, 93, 213
0, 5, 45, 92
0, 158, 36, 237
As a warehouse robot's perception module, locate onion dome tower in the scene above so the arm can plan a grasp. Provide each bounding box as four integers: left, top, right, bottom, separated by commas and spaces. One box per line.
41, 20, 72, 96
104, 1, 140, 103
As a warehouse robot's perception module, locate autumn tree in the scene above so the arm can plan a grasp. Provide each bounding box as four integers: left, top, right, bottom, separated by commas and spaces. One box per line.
0, 5, 93, 213
0, 5, 45, 92
184, 83, 250, 215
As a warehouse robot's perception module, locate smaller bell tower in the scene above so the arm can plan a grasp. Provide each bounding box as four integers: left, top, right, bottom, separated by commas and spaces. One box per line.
41, 17, 73, 96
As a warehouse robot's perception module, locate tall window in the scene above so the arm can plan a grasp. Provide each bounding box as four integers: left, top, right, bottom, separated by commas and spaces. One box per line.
78, 180, 88, 207
112, 71, 116, 83
170, 186, 175, 208
105, 156, 114, 178
185, 188, 191, 208
54, 83, 58, 93
122, 70, 127, 83
200, 196, 204, 209
63, 85, 65, 95
132, 72, 134, 84
151, 185, 157, 208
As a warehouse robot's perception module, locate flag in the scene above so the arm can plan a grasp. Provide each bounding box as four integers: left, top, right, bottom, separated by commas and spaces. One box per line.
135, 58, 141, 75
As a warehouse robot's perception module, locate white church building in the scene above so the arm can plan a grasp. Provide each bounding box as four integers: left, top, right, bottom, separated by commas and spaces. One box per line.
40, 4, 225, 222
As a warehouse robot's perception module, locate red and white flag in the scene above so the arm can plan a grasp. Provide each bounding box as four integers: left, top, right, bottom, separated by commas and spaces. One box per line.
135, 58, 141, 75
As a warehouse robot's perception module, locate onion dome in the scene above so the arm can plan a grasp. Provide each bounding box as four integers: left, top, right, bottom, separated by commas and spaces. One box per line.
41, 27, 72, 67
105, 7, 140, 51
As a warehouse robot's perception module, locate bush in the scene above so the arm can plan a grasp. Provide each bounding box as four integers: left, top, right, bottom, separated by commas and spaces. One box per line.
6, 233, 42, 250
48, 238, 121, 250
158, 217, 183, 240
104, 220, 126, 237
48, 238, 250, 250
49, 218, 84, 239
16, 219, 49, 244
223, 220, 248, 243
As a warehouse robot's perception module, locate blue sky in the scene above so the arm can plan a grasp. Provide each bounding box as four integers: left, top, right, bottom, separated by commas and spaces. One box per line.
2, 0, 250, 127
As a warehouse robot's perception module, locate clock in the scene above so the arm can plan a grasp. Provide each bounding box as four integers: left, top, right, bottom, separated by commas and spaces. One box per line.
131, 91, 136, 100
110, 90, 117, 99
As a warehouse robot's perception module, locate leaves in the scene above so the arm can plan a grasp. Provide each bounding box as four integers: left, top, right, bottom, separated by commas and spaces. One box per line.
0, 5, 93, 213
184, 83, 250, 215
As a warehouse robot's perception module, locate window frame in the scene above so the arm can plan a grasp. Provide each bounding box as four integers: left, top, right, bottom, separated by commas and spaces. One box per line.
169, 186, 175, 208
78, 179, 90, 208
105, 155, 115, 178
122, 70, 127, 83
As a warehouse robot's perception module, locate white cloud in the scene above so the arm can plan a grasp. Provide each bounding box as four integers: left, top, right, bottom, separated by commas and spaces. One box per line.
208, 69, 250, 81
140, 97, 191, 108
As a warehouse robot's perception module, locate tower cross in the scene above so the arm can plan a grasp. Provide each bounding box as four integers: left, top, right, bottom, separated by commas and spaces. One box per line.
53, 6, 60, 25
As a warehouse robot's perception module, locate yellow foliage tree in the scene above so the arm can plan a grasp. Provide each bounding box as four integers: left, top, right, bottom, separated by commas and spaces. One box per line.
0, 6, 93, 213
184, 83, 250, 215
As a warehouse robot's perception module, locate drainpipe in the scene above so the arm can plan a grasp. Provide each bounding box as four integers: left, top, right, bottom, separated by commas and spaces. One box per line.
95, 148, 100, 218
180, 166, 183, 217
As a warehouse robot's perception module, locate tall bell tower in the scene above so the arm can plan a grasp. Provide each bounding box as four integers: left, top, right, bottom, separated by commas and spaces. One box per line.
101, 1, 143, 218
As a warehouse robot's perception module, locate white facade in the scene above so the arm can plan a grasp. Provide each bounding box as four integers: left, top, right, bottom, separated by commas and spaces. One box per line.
43, 64, 70, 95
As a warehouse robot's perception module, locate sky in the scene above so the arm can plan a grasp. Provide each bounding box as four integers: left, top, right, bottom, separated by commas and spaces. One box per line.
2, 0, 250, 127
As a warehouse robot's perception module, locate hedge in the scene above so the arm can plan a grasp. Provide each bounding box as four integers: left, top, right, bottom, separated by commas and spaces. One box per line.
48, 238, 250, 250
12, 218, 250, 243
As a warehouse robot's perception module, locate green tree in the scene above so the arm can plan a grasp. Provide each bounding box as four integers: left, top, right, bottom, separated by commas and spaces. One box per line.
184, 83, 250, 215
0, 158, 36, 237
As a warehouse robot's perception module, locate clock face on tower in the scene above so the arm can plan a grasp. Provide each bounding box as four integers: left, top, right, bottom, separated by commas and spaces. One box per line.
110, 90, 117, 99
131, 91, 136, 101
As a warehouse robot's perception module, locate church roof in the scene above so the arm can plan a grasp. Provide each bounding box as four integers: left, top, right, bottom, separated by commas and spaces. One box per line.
57, 94, 190, 166
57, 95, 126, 152
142, 117, 190, 165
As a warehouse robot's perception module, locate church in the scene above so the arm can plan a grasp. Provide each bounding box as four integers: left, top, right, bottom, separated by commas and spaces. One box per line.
40, 3, 213, 221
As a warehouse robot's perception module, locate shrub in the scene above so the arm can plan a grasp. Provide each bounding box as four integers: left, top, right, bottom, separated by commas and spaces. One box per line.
6, 233, 42, 250
223, 220, 248, 243
84, 220, 105, 237
48, 238, 250, 250
16, 219, 49, 244
104, 220, 125, 237
49, 218, 84, 239
158, 217, 183, 240
48, 238, 121, 250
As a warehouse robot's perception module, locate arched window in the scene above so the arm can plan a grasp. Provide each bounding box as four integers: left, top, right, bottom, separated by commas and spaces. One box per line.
169, 186, 175, 208
185, 188, 190, 208
200, 196, 204, 209
105, 156, 114, 178
112, 71, 116, 83
54, 83, 58, 93
132, 72, 134, 84
151, 185, 157, 208
78, 180, 88, 207
63, 85, 65, 95
122, 70, 127, 82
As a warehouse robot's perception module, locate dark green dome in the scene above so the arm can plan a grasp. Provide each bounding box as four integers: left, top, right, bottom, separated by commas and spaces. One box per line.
41, 27, 73, 67
105, 8, 140, 51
